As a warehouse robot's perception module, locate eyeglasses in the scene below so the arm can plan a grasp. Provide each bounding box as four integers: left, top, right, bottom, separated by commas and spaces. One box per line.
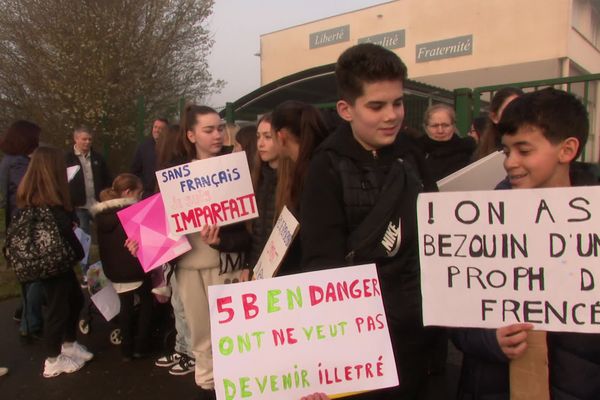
427, 123, 453, 130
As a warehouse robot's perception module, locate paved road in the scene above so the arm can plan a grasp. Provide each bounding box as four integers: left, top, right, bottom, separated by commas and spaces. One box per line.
0, 296, 461, 400
0, 297, 198, 400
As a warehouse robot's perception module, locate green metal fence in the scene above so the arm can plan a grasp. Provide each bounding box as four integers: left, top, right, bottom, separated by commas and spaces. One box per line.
454, 74, 600, 161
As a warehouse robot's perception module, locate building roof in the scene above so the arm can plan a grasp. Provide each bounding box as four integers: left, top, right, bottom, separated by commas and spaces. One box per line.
221, 63, 454, 122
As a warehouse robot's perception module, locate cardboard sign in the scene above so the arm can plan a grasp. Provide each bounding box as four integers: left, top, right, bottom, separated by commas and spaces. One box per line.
208, 264, 398, 400
156, 152, 257, 236
417, 186, 600, 333
253, 206, 299, 279
117, 193, 191, 272
510, 331, 550, 400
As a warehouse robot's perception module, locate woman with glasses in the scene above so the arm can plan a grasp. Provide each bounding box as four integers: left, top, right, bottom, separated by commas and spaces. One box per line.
417, 103, 476, 182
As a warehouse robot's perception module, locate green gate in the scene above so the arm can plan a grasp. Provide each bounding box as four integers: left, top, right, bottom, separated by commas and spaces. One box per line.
455, 74, 600, 161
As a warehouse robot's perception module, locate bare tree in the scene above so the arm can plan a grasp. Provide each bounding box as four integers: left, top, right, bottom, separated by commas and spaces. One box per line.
0, 0, 222, 168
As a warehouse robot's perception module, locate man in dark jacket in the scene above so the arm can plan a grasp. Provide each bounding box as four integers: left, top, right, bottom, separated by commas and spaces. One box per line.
65, 127, 111, 279
130, 118, 168, 198
300, 43, 436, 400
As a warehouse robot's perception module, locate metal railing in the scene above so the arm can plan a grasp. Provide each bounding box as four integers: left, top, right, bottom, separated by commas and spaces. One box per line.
455, 73, 600, 161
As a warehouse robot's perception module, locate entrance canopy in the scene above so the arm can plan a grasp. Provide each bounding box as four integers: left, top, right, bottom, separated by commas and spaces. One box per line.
222, 63, 454, 129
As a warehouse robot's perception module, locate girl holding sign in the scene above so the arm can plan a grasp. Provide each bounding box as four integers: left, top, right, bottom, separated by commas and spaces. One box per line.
173, 104, 250, 398
269, 100, 328, 277
241, 113, 283, 280
91, 173, 154, 361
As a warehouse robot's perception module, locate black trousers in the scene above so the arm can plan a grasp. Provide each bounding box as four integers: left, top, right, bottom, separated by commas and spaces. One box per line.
118, 276, 153, 357
41, 269, 84, 358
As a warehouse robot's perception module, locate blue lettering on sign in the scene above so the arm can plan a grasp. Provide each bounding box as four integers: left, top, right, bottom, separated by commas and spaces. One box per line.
179, 167, 241, 193
161, 165, 191, 183
276, 219, 293, 247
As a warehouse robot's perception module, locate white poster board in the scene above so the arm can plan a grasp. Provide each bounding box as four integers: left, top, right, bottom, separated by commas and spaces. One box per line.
437, 150, 506, 192
253, 206, 299, 279
74, 227, 91, 265
66, 165, 80, 182
417, 186, 600, 333
208, 264, 398, 400
156, 152, 257, 236
90, 284, 120, 322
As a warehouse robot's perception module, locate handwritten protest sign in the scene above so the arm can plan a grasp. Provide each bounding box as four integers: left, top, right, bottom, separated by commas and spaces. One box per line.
417, 186, 600, 333
156, 152, 257, 236
208, 264, 398, 400
253, 206, 299, 279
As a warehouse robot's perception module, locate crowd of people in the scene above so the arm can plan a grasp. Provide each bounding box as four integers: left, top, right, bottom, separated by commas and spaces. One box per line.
0, 42, 598, 400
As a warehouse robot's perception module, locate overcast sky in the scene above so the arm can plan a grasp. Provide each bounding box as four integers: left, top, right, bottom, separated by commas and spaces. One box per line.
204, 0, 387, 109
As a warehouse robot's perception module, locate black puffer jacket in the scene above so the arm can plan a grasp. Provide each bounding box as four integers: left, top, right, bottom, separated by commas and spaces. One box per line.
300, 122, 436, 282
91, 197, 146, 283
418, 133, 476, 181
299, 122, 437, 398
451, 328, 510, 400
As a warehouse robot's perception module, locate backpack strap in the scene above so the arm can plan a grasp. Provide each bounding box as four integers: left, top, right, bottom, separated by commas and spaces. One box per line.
345, 158, 421, 264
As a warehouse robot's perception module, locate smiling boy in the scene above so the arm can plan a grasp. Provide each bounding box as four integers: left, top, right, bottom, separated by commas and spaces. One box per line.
501, 89, 587, 189
454, 88, 600, 400
300, 43, 436, 399
500, 88, 599, 399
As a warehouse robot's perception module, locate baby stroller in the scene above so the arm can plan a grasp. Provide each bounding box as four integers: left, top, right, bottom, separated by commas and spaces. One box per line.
78, 261, 123, 346
79, 261, 176, 352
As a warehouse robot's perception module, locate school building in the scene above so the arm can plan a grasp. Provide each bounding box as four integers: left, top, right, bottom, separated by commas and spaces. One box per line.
251, 0, 600, 161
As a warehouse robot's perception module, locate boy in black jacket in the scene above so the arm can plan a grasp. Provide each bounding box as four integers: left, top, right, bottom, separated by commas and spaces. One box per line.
300, 43, 435, 399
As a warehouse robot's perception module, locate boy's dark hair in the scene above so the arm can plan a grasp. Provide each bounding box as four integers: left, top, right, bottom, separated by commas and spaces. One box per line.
498, 87, 589, 159
335, 43, 407, 104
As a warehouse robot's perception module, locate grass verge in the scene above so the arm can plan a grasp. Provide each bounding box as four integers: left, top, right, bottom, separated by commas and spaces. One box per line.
0, 244, 99, 301
0, 268, 20, 301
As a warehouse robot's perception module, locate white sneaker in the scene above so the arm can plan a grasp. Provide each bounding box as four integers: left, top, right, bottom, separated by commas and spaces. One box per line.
0, 367, 8, 377
43, 354, 83, 378
155, 352, 182, 368
168, 355, 195, 376
61, 341, 94, 362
